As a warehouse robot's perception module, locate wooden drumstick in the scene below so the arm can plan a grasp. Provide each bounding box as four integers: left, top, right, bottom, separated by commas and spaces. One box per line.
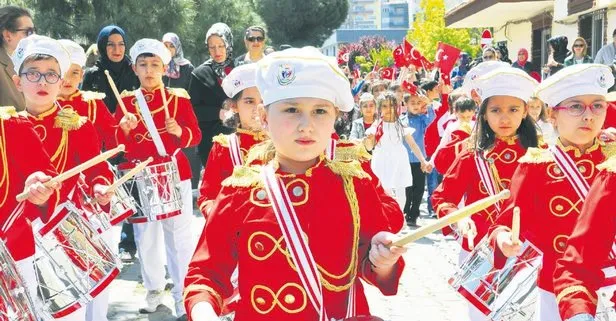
16, 145, 125, 202
159, 85, 171, 120
468, 231, 476, 250
511, 206, 520, 245
390, 189, 511, 248
103, 157, 153, 194
104, 70, 129, 115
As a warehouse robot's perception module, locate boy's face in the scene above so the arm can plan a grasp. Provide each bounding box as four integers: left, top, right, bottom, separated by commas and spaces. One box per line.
261, 97, 336, 164
406, 96, 424, 115
133, 55, 166, 90
60, 64, 84, 97
13, 58, 62, 112
457, 110, 475, 123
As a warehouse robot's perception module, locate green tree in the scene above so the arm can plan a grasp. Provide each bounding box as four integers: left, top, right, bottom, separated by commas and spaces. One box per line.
253, 0, 348, 47
408, 0, 480, 60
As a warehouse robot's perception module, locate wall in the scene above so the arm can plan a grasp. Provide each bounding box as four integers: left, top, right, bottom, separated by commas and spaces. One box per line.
493, 21, 533, 62
607, 7, 616, 44
551, 21, 579, 46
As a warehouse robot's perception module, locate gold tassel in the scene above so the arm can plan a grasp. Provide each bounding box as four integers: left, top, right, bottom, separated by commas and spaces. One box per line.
245, 140, 276, 165
212, 134, 229, 147
54, 108, 86, 131
327, 160, 370, 179
221, 165, 263, 188
598, 155, 616, 173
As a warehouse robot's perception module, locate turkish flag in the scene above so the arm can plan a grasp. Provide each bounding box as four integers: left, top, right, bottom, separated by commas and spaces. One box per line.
402, 80, 417, 95
352, 68, 361, 79
393, 45, 406, 68
337, 50, 349, 66
380, 67, 394, 80
434, 42, 461, 85
481, 29, 493, 49
393, 39, 424, 68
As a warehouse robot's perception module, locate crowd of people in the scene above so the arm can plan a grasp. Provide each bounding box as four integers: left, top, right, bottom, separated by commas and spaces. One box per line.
1, 3, 616, 321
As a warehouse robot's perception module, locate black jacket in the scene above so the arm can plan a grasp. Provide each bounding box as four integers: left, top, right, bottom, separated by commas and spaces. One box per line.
82, 57, 140, 113
163, 63, 195, 91
189, 60, 231, 123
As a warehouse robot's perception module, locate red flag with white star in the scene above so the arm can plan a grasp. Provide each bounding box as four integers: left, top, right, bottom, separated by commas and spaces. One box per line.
434, 42, 461, 85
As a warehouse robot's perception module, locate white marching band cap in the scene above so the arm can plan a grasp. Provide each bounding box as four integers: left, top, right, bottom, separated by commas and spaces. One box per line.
255, 46, 355, 112
222, 63, 257, 98
58, 39, 87, 67
535, 64, 615, 107
462, 61, 510, 96
129, 38, 172, 65
12, 35, 71, 77
475, 67, 538, 102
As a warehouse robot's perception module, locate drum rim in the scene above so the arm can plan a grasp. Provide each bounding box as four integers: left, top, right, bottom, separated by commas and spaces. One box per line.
109, 209, 134, 226
127, 209, 181, 224
38, 203, 72, 237
117, 158, 175, 171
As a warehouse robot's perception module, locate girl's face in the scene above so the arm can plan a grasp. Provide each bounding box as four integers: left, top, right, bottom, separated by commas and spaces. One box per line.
14, 58, 63, 114
59, 64, 84, 97
527, 99, 543, 121
261, 97, 336, 170
233, 87, 263, 131
360, 100, 376, 119
484, 95, 528, 138
106, 33, 125, 63
394, 87, 403, 102
207, 35, 227, 63
380, 100, 397, 122
551, 94, 607, 147
133, 56, 166, 91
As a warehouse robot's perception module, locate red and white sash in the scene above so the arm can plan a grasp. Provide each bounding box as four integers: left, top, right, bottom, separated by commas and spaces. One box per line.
227, 133, 243, 167
261, 163, 355, 320
548, 145, 590, 201
326, 138, 336, 161
474, 152, 501, 211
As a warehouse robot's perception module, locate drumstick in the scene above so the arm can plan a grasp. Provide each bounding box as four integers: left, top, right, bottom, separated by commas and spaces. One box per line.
390, 189, 511, 248
104, 70, 129, 115
160, 85, 171, 119
16, 144, 125, 202
103, 157, 153, 194
511, 206, 520, 245
468, 231, 475, 250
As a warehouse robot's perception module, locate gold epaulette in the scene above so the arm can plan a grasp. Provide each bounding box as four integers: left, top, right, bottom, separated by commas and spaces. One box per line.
601, 141, 616, 160
245, 141, 275, 165
120, 90, 135, 98
537, 134, 546, 147
326, 159, 370, 179
81, 91, 106, 101
463, 135, 476, 152
168, 87, 190, 99
459, 122, 472, 135
221, 165, 263, 188
518, 147, 554, 164
334, 140, 372, 163
597, 155, 616, 173
0, 106, 18, 120
212, 134, 229, 148
54, 107, 87, 131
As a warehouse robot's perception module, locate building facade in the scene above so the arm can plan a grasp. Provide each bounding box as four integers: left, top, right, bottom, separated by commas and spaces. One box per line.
340, 0, 383, 29
382, 1, 410, 29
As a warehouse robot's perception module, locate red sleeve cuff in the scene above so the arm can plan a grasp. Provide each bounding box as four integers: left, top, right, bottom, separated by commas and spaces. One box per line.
359, 256, 405, 296
184, 285, 224, 320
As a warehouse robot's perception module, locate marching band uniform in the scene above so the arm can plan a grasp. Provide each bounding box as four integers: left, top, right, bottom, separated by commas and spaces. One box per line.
115, 39, 202, 318
488, 64, 616, 321
184, 47, 405, 321
432, 121, 473, 174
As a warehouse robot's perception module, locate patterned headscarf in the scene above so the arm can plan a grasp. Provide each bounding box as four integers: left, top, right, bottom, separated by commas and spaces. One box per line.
162, 32, 191, 79
205, 23, 234, 79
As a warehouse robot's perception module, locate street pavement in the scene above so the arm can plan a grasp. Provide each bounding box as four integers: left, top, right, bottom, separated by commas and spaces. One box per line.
107, 198, 472, 321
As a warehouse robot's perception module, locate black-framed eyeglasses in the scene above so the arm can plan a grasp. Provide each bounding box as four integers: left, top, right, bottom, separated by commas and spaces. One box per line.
20, 70, 61, 84
553, 101, 608, 117
15, 27, 36, 36
246, 36, 264, 42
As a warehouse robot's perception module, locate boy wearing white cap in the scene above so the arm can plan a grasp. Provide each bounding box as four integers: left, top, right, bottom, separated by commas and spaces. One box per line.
197, 63, 266, 215
184, 47, 406, 321
11, 35, 115, 321
488, 64, 616, 321
56, 39, 117, 151
115, 38, 201, 319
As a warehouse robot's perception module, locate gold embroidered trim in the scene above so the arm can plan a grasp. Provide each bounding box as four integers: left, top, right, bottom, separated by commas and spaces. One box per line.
120, 90, 134, 98
221, 165, 263, 188
212, 134, 229, 147
250, 283, 306, 314
0, 118, 9, 207
556, 285, 598, 305
557, 137, 602, 158
183, 284, 224, 310
598, 155, 616, 173
334, 141, 372, 163
602, 141, 616, 160
0, 106, 17, 120
326, 159, 370, 179
54, 107, 86, 131
168, 87, 190, 99
518, 147, 554, 164
236, 127, 267, 141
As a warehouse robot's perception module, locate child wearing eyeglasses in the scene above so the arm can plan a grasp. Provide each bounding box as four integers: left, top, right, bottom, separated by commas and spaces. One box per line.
490, 64, 616, 321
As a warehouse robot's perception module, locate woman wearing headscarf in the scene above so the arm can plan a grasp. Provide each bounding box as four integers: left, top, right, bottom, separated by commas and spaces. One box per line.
189, 22, 235, 165
512, 48, 536, 74
542, 35, 570, 78
82, 25, 139, 113
162, 32, 194, 90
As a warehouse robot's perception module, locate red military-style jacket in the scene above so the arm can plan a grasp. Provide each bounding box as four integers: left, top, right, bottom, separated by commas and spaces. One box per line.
432, 136, 527, 251
0, 107, 59, 261
23, 104, 114, 203
488, 139, 615, 294
114, 87, 201, 181
184, 157, 405, 321
433, 122, 473, 174
57, 90, 117, 150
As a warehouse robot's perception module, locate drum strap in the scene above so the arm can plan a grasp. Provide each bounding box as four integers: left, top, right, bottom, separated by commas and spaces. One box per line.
135, 90, 167, 157
474, 152, 501, 211
326, 138, 336, 161
548, 144, 589, 201
227, 133, 243, 167
261, 163, 356, 320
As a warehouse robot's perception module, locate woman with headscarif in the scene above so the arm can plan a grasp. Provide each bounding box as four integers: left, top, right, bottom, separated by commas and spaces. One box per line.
162, 32, 194, 90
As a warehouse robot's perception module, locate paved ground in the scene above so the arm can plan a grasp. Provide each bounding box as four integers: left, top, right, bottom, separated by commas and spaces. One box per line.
106, 196, 472, 321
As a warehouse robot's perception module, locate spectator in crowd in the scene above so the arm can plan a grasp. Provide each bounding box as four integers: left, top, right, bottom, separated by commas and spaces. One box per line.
189, 22, 235, 165
564, 37, 593, 66
543, 35, 569, 77
0, 5, 33, 110
264, 46, 275, 55
82, 25, 140, 113
350, 92, 377, 141
481, 47, 498, 61
512, 48, 536, 75
234, 26, 266, 66
495, 44, 512, 64
451, 52, 470, 89
528, 96, 556, 145
162, 32, 194, 90
595, 28, 616, 66
84, 43, 99, 68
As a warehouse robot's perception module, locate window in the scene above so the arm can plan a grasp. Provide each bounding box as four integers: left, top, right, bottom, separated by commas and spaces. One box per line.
579, 9, 606, 58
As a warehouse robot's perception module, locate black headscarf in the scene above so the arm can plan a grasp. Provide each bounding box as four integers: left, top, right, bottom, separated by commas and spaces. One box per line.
547, 36, 570, 63
95, 25, 132, 76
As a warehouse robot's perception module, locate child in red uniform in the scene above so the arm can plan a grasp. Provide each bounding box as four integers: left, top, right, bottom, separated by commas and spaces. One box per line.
184, 47, 406, 321
491, 64, 616, 321
116, 38, 202, 319
432, 66, 539, 321
198, 63, 266, 215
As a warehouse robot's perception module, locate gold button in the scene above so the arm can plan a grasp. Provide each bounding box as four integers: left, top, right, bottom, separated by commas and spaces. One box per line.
555, 168, 562, 174
256, 297, 266, 305
578, 166, 586, 173
556, 205, 564, 211
284, 294, 295, 304
558, 241, 566, 248
255, 241, 264, 252
292, 186, 303, 197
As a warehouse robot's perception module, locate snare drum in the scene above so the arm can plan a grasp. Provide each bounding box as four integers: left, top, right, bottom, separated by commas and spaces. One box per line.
74, 177, 112, 234
0, 239, 38, 321
33, 202, 121, 318
118, 158, 183, 224
596, 266, 616, 321
108, 170, 137, 226
449, 237, 542, 321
